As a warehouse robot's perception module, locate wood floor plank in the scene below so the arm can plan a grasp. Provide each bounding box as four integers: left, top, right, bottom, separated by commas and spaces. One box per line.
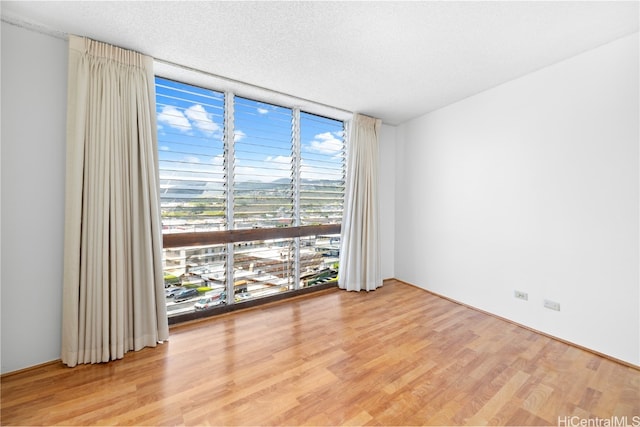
2, 280, 638, 426
465, 370, 532, 425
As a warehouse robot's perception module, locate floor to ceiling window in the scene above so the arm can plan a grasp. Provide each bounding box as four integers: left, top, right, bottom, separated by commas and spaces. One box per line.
155, 77, 346, 320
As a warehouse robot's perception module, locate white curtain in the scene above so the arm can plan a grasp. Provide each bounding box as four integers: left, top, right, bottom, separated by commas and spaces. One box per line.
339, 114, 383, 292
62, 35, 168, 367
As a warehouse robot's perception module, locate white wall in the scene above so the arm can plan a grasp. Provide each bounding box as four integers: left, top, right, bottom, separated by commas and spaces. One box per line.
1, 22, 68, 373
395, 33, 639, 365
379, 124, 396, 280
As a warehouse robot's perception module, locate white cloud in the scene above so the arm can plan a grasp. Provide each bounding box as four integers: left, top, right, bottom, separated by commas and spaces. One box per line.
257, 108, 269, 115
184, 104, 221, 135
309, 131, 343, 155
183, 156, 201, 164
234, 165, 260, 182
157, 105, 191, 131
157, 104, 222, 137
234, 156, 292, 182
301, 159, 343, 181
265, 155, 292, 165
211, 154, 224, 166
234, 130, 246, 142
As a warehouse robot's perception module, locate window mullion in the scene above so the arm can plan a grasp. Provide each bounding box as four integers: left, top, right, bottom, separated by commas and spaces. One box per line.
225, 91, 235, 302
292, 108, 301, 290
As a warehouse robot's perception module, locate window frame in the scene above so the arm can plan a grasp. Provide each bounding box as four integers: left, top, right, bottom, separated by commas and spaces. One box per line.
155, 62, 350, 324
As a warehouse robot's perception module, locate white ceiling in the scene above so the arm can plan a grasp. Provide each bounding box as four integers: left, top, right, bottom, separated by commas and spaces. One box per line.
2, 1, 638, 125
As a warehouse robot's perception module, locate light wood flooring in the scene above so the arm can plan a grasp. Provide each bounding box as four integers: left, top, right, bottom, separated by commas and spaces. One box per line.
2, 280, 638, 426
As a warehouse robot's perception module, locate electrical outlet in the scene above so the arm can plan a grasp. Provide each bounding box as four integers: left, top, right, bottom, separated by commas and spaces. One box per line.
514, 290, 528, 301
544, 299, 560, 311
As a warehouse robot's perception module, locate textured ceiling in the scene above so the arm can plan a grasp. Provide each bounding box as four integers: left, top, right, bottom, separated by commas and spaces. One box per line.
2, 1, 638, 125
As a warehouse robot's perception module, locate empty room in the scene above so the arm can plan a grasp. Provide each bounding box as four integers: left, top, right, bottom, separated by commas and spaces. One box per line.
1, 1, 638, 426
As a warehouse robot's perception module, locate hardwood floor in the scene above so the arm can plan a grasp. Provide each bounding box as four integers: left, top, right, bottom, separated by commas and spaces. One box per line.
2, 280, 638, 426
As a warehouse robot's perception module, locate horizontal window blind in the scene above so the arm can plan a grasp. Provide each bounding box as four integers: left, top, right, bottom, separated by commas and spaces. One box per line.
299, 112, 345, 226
156, 77, 227, 233
233, 97, 294, 229
156, 75, 346, 318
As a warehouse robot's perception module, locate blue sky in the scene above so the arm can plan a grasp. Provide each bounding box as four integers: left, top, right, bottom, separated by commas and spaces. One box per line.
155, 77, 344, 184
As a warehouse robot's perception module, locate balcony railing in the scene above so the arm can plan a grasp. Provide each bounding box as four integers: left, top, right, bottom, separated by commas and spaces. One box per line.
163, 224, 341, 247
162, 224, 341, 324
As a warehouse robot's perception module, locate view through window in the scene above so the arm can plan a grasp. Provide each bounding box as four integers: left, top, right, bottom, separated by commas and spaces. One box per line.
156, 77, 345, 318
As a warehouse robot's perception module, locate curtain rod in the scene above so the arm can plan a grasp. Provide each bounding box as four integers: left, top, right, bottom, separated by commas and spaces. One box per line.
2, 14, 353, 118
1, 14, 68, 40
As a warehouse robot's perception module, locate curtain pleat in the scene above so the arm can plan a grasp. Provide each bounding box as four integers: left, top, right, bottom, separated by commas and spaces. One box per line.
338, 114, 383, 292
62, 35, 168, 367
